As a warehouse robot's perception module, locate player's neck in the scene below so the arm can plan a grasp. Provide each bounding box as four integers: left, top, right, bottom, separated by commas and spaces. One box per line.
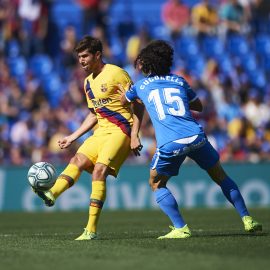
92, 62, 106, 79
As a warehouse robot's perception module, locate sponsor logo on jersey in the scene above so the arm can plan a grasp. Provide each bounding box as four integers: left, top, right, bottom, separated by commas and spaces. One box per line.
92, 98, 113, 108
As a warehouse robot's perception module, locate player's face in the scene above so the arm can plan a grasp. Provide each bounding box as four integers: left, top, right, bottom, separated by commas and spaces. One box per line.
77, 49, 100, 73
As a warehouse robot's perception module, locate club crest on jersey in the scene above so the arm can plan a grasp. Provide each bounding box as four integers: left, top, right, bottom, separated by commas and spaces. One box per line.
101, 84, 108, 92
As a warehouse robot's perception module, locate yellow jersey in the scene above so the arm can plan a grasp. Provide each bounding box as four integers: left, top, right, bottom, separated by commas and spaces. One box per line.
84, 64, 133, 136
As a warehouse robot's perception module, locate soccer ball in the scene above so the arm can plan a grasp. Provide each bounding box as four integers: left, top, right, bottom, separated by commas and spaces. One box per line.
28, 162, 57, 191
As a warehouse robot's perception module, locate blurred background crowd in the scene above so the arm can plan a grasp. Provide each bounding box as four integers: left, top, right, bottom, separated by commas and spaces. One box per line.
1, 0, 270, 166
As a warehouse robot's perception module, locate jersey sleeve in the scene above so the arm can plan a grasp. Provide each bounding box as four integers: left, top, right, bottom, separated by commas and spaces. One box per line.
125, 84, 138, 102
184, 80, 197, 103
116, 69, 133, 87
84, 78, 94, 109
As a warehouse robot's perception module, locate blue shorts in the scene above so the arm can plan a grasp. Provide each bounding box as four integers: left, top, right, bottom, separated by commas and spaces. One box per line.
150, 134, 219, 177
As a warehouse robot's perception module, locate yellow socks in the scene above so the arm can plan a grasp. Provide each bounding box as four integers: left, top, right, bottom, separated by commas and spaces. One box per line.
86, 181, 106, 233
51, 164, 81, 199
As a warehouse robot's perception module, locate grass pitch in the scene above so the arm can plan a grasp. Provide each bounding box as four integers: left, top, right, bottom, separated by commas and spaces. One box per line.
0, 209, 269, 270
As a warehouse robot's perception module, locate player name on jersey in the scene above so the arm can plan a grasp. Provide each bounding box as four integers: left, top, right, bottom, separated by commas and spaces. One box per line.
140, 75, 184, 89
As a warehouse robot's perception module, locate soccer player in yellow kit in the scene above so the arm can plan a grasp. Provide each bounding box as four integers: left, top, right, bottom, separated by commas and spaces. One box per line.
34, 36, 143, 240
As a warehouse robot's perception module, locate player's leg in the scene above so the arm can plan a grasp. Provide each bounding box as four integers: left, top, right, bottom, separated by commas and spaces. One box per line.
76, 132, 131, 240
34, 135, 98, 207
189, 137, 262, 232
34, 153, 94, 207
75, 163, 109, 240
51, 153, 94, 198
150, 169, 191, 239
207, 161, 262, 232
150, 145, 191, 239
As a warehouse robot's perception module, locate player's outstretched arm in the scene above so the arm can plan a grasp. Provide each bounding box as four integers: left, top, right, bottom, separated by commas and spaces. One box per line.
189, 98, 203, 112
58, 109, 97, 149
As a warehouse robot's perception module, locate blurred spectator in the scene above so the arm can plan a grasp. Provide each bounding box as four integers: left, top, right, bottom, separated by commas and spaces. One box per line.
125, 26, 152, 81
91, 25, 114, 62
250, 0, 270, 34
0, 0, 9, 52
191, 0, 219, 43
76, 0, 112, 34
242, 90, 270, 128
17, 0, 48, 56
219, 0, 250, 39
126, 27, 152, 64
202, 58, 225, 107
173, 65, 194, 87
1, 0, 270, 165
161, 0, 190, 41
59, 25, 78, 77
76, 0, 100, 34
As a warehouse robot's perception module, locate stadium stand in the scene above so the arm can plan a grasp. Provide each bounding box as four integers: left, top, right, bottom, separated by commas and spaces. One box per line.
1, 0, 270, 165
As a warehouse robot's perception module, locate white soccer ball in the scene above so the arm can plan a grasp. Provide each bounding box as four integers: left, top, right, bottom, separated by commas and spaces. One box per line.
28, 162, 57, 191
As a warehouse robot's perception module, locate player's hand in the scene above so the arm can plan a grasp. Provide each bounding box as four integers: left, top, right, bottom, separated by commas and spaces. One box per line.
131, 135, 143, 156
117, 82, 130, 94
58, 136, 74, 149
117, 83, 131, 105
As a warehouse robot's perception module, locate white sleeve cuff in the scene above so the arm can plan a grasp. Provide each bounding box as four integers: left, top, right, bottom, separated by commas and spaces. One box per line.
125, 94, 132, 103
189, 95, 198, 103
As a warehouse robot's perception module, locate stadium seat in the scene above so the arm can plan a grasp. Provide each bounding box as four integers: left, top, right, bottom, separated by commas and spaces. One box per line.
248, 70, 266, 89
109, 1, 132, 27
202, 36, 225, 59
42, 73, 64, 108
182, 0, 201, 7
217, 54, 233, 74
30, 54, 53, 77
261, 55, 270, 73
240, 53, 258, 73
255, 34, 270, 57
227, 35, 249, 57
51, 2, 83, 38
175, 35, 199, 59
8, 56, 27, 89
109, 0, 163, 36
6, 39, 20, 58
186, 55, 206, 78
8, 56, 27, 77
131, 0, 162, 28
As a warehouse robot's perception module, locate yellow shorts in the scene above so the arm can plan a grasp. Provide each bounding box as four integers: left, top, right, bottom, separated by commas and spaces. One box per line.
77, 131, 131, 177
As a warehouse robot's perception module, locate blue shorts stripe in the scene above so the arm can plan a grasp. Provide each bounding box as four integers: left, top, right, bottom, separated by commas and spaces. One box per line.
151, 149, 160, 170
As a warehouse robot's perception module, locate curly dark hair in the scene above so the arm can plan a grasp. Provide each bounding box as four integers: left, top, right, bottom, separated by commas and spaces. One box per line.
134, 40, 174, 76
74, 35, 103, 54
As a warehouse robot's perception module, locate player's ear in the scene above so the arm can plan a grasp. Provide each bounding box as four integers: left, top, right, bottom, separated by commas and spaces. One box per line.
95, 51, 102, 60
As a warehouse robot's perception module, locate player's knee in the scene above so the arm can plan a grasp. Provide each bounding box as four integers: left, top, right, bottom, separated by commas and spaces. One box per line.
149, 178, 167, 191
70, 153, 91, 171
92, 163, 109, 180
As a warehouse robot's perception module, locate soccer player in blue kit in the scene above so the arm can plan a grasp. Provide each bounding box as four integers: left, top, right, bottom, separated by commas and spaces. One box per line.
119, 40, 262, 239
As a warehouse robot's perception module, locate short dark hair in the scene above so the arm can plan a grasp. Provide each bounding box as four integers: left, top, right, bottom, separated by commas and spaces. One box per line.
74, 36, 103, 54
134, 40, 174, 76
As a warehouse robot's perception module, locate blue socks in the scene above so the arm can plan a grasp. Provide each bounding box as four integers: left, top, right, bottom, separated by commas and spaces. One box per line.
155, 177, 248, 227
155, 188, 186, 228
220, 177, 249, 217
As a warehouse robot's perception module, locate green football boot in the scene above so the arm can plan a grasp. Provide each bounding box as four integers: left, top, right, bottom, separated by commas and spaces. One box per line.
75, 228, 97, 240
158, 225, 191, 239
242, 216, 262, 233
